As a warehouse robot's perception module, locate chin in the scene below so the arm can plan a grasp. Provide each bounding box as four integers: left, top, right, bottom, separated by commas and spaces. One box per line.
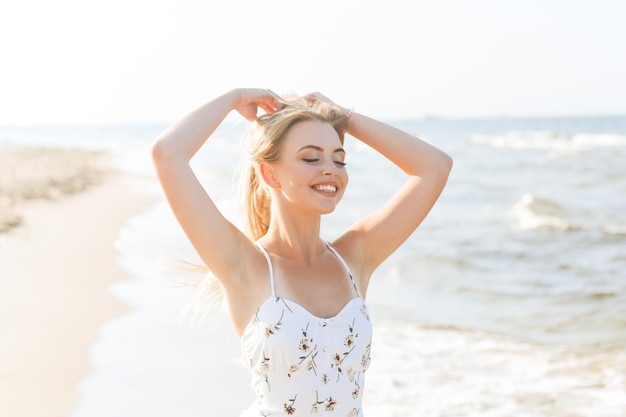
318, 201, 340, 215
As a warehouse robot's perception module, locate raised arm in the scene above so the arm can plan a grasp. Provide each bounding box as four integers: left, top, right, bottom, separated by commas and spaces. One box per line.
151, 89, 281, 283
326, 97, 452, 285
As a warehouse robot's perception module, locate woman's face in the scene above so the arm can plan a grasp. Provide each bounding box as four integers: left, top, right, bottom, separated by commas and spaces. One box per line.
270, 120, 348, 214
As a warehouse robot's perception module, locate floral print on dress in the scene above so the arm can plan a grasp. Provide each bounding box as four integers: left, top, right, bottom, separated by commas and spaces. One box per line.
241, 242, 373, 417
283, 395, 297, 415
264, 310, 284, 337
243, 298, 371, 416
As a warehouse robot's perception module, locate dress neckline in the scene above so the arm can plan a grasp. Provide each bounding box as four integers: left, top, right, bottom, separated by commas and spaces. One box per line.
240, 242, 366, 339
274, 295, 363, 321
255, 240, 362, 300
241, 295, 368, 342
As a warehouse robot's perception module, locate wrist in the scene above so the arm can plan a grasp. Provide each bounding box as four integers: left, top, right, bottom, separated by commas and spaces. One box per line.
343, 106, 356, 133
226, 89, 243, 108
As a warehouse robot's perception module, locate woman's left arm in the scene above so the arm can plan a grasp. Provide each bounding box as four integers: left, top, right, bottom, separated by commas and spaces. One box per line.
338, 109, 453, 280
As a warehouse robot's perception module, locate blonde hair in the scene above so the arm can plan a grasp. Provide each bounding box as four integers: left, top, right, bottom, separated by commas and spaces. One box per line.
241, 94, 349, 240
180, 94, 349, 328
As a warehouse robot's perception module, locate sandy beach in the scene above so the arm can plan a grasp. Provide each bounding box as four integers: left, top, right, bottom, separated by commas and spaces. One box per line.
0, 145, 155, 417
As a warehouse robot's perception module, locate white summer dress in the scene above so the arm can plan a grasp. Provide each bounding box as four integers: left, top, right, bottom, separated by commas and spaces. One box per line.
240, 242, 373, 417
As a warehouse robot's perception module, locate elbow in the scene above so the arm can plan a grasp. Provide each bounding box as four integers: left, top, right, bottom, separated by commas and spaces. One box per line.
427, 152, 453, 190
150, 138, 169, 166
442, 152, 453, 175
406, 151, 453, 182
434, 151, 453, 180
150, 136, 183, 171
151, 129, 195, 166
151, 132, 183, 162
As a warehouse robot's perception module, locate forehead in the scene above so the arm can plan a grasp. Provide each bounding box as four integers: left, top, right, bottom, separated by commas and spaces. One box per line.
283, 120, 342, 152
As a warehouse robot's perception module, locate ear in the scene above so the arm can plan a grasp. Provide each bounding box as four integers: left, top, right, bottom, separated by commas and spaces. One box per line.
259, 163, 281, 189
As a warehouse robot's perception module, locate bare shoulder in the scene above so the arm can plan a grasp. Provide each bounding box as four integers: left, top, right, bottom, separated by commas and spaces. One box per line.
331, 231, 372, 296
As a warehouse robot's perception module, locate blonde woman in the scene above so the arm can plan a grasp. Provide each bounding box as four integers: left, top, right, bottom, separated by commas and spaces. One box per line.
152, 88, 452, 416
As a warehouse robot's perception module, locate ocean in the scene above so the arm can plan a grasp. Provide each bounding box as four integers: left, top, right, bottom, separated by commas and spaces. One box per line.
2, 115, 625, 416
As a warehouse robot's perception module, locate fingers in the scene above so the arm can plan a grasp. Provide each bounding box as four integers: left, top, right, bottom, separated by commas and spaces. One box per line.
264, 88, 281, 101
256, 89, 283, 113
235, 89, 283, 121
238, 89, 344, 121
304, 92, 335, 106
304, 92, 321, 104
259, 102, 279, 115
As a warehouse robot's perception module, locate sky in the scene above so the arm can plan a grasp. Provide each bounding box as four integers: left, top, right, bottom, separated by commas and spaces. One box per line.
1, 0, 625, 125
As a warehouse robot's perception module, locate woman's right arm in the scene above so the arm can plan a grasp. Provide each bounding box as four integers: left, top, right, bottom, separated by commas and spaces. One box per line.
151, 89, 281, 284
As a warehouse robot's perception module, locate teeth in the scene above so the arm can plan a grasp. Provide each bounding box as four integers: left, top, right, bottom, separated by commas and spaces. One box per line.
314, 184, 337, 193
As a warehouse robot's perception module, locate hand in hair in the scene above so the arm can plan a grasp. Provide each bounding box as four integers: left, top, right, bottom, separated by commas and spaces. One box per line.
304, 92, 347, 112
233, 88, 284, 121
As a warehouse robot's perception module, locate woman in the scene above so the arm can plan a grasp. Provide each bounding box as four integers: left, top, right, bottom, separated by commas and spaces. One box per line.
152, 88, 452, 416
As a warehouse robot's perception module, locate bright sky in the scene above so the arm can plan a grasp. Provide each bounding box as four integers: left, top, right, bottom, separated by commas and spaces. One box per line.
1, 0, 625, 125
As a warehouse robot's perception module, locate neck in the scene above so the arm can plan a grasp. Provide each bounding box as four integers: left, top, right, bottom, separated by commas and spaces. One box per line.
261, 202, 325, 264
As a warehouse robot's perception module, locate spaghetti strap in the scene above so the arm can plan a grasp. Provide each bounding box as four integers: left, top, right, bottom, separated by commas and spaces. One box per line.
325, 241, 362, 298
255, 242, 276, 299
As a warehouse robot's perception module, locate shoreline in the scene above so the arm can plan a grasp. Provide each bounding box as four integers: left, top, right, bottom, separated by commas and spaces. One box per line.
0, 146, 155, 417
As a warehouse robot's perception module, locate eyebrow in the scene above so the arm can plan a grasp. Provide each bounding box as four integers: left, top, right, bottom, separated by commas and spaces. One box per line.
297, 145, 346, 154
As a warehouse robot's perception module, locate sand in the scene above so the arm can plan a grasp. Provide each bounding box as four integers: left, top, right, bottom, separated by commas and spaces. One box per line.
0, 145, 108, 233
0, 145, 155, 417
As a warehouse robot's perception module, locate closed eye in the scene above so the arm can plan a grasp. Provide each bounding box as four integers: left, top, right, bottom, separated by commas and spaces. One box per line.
302, 158, 347, 167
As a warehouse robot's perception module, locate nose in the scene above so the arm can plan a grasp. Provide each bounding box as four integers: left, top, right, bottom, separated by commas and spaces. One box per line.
321, 160, 338, 176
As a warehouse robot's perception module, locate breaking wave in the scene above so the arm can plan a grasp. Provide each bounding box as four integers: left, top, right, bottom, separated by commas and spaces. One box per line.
472, 131, 626, 155
509, 193, 578, 231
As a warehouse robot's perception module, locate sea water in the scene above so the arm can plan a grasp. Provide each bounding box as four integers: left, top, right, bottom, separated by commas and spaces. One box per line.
2, 116, 625, 416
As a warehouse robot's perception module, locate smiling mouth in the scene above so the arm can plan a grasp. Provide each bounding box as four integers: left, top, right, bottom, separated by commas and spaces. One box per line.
312, 184, 337, 193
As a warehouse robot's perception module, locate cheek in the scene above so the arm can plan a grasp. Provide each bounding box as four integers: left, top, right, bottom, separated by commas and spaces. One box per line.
338, 170, 349, 198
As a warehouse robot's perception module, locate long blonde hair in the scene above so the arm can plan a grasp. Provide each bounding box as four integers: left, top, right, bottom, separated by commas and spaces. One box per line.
240, 94, 349, 240
180, 94, 349, 327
